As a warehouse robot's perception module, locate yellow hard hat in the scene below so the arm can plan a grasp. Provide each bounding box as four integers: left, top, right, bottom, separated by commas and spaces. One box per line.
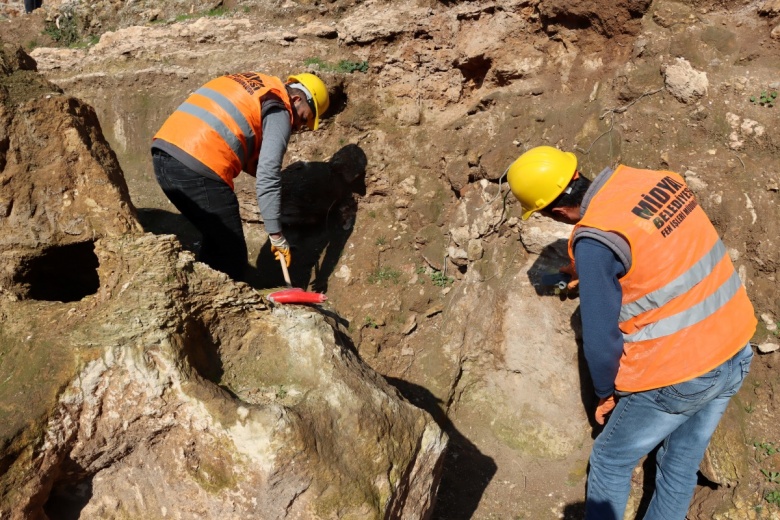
506, 146, 578, 220
287, 73, 329, 130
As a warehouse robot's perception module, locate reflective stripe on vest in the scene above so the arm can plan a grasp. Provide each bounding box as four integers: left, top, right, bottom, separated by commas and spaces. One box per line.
623, 268, 741, 343
619, 239, 727, 322
192, 86, 257, 168
177, 101, 247, 169
152, 73, 292, 189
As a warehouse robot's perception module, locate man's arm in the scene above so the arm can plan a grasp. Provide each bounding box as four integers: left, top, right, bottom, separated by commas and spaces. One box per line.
574, 237, 626, 398
255, 106, 292, 235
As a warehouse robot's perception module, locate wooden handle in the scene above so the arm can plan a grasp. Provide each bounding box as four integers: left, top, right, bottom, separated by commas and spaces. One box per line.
278, 255, 292, 287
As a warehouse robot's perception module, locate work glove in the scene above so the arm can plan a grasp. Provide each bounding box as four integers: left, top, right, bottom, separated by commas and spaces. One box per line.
595, 394, 617, 425
269, 234, 291, 267
560, 260, 579, 291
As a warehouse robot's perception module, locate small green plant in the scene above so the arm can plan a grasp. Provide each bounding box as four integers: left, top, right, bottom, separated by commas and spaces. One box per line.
364, 316, 378, 329
206, 6, 227, 16
755, 441, 778, 457
744, 402, 755, 413
761, 469, 780, 484
750, 90, 778, 108
304, 57, 369, 74
275, 385, 288, 399
766, 490, 780, 506
368, 266, 401, 285
368, 210, 377, 218
431, 270, 454, 287
173, 6, 228, 22
375, 236, 387, 246
336, 59, 369, 73
43, 14, 81, 46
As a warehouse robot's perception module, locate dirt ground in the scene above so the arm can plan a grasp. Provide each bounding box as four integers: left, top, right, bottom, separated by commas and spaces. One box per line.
3, 0, 780, 517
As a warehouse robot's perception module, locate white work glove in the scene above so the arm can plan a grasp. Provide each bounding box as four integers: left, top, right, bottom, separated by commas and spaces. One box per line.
269, 234, 291, 266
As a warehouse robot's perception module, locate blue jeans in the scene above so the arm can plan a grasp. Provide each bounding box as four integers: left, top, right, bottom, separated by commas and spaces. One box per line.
586, 344, 753, 520
152, 149, 247, 280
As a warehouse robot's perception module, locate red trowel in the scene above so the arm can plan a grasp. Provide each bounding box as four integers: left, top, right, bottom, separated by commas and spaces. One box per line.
268, 255, 328, 305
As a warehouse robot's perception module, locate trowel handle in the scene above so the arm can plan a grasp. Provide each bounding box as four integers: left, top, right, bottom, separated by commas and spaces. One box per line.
278, 255, 292, 287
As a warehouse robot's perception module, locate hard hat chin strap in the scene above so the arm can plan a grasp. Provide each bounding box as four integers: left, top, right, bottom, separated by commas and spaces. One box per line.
288, 82, 316, 114
561, 170, 580, 195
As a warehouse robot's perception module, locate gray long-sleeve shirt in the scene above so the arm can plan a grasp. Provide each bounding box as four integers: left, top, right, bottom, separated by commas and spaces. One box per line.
255, 102, 292, 234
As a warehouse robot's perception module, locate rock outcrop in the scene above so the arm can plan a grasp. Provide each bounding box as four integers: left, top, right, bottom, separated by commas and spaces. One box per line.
0, 42, 140, 302
0, 45, 446, 520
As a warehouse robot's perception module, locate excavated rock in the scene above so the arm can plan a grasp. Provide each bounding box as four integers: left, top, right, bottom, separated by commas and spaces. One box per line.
0, 45, 446, 520
663, 57, 709, 104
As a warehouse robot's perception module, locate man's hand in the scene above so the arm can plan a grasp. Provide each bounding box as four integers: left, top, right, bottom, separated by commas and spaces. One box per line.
595, 395, 617, 425
270, 234, 291, 266
560, 261, 579, 291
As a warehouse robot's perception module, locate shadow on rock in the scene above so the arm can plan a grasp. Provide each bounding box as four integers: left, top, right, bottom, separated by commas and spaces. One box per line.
570, 307, 600, 437
136, 207, 201, 253
43, 473, 94, 520
385, 377, 497, 520
527, 239, 579, 300
561, 500, 621, 520
252, 144, 367, 291
528, 243, 598, 434
561, 501, 586, 519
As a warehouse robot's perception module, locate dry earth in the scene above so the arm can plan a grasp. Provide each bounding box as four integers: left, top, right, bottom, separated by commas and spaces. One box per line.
2, 0, 780, 518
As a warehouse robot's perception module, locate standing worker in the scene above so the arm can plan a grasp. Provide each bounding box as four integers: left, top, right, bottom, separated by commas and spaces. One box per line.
506, 146, 756, 519
151, 71, 329, 280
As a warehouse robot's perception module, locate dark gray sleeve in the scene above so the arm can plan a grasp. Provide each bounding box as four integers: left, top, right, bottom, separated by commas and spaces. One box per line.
572, 227, 632, 273
255, 106, 292, 234
575, 238, 626, 398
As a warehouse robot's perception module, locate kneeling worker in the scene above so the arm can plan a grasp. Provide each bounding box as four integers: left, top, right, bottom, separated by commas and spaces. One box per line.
506, 146, 756, 520
151, 71, 330, 280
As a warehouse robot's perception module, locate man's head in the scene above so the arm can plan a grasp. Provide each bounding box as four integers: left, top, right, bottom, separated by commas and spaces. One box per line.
286, 73, 330, 131
506, 146, 590, 224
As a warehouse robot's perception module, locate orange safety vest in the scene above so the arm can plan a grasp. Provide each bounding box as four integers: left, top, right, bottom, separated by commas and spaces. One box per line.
568, 165, 756, 392
153, 72, 294, 189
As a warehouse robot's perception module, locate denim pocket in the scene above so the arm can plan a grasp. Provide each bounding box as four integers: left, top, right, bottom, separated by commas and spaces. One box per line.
665, 369, 721, 400
655, 368, 723, 413
162, 174, 210, 210
739, 348, 753, 379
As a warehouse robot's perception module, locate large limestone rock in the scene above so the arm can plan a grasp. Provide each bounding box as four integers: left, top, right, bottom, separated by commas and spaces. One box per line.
0, 43, 140, 302
0, 45, 446, 520
1, 235, 447, 519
